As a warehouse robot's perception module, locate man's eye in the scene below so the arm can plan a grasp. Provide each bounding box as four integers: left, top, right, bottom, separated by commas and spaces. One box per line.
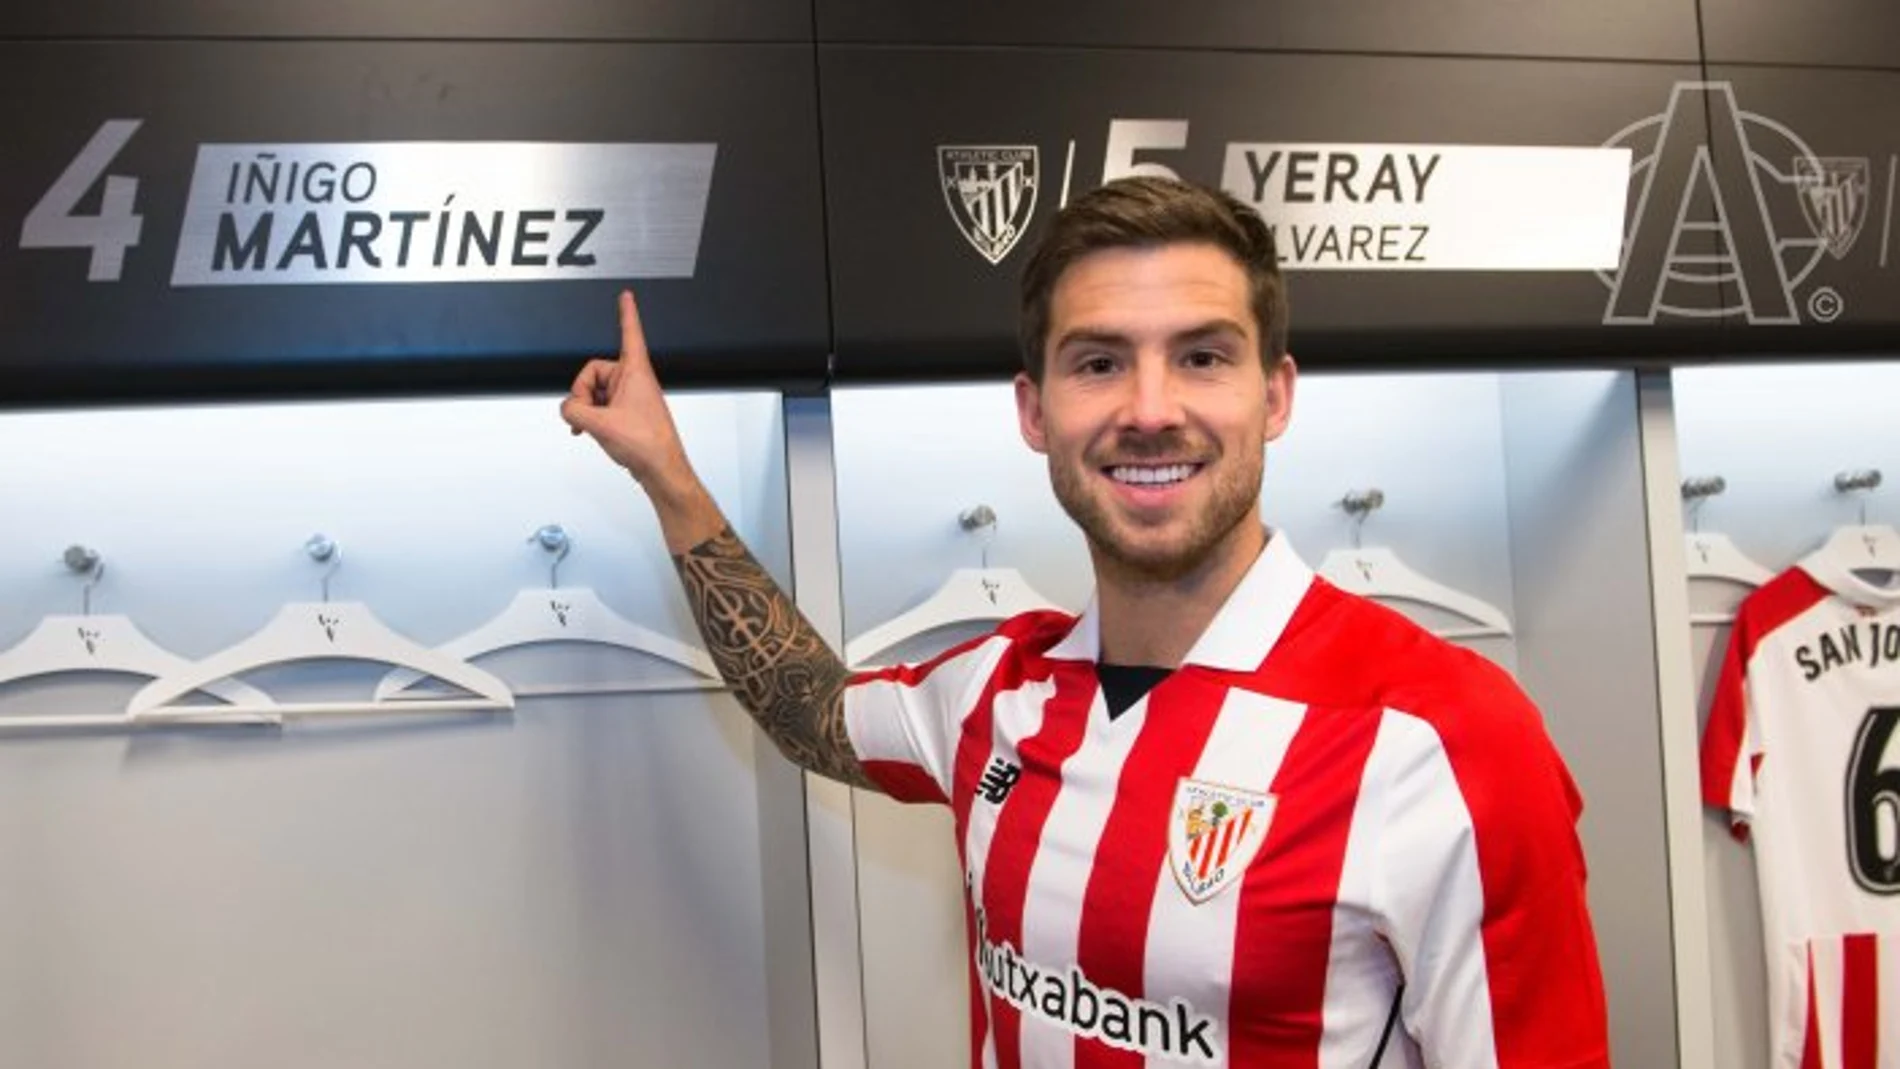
1184, 348, 1226, 368
1078, 355, 1117, 375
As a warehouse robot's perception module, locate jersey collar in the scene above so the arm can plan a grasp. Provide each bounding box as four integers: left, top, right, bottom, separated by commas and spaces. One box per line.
1798, 549, 1900, 612
1044, 530, 1316, 671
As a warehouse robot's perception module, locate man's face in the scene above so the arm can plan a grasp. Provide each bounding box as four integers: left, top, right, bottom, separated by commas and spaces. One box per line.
1015, 242, 1295, 582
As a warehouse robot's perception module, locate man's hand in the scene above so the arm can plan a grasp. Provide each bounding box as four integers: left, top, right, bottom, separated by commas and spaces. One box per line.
561, 290, 721, 553
561, 290, 695, 496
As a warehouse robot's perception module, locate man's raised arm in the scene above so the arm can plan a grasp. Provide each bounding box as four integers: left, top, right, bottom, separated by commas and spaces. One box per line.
559, 291, 874, 789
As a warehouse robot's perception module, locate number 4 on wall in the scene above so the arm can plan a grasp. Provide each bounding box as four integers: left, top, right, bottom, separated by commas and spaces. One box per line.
20, 119, 144, 282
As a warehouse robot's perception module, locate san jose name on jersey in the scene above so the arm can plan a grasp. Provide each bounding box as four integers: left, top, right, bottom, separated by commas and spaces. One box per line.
1702, 562, 1900, 1069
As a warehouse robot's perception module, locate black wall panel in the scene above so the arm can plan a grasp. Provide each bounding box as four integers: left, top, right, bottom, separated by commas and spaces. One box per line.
0, 42, 829, 405
1695, 67, 1900, 349
0, 0, 812, 43
816, 0, 1699, 62
2, 7, 1897, 403
1700, 0, 1900, 69
821, 48, 1712, 379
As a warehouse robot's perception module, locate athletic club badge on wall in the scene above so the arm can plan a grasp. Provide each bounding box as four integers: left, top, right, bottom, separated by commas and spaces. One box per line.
938, 145, 1039, 265
1169, 779, 1276, 905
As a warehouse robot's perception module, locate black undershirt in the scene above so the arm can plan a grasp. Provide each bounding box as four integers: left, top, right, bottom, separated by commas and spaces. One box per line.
1097, 663, 1173, 719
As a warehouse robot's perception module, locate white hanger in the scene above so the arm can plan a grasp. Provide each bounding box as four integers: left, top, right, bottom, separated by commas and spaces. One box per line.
1679, 476, 1775, 626
1315, 489, 1514, 641
1807, 524, 1900, 576
1798, 469, 1900, 604
846, 567, 1064, 667
374, 525, 721, 699
1318, 546, 1514, 640
1684, 533, 1778, 625
1684, 533, 1775, 588
128, 535, 514, 722
844, 506, 1064, 667
0, 548, 279, 731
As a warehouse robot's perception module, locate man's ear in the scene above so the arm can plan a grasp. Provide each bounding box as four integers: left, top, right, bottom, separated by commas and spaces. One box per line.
1263, 353, 1298, 443
1014, 372, 1048, 454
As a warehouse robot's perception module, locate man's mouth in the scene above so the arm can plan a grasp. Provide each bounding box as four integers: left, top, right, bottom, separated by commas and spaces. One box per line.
1105, 463, 1203, 487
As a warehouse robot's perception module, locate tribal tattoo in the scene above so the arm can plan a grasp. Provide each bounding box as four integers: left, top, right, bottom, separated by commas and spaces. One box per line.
673, 527, 873, 788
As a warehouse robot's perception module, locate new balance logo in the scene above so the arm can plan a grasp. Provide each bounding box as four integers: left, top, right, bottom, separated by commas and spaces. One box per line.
978, 757, 1022, 804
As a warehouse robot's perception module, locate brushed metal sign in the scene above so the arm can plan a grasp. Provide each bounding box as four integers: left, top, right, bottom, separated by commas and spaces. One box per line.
171, 141, 716, 285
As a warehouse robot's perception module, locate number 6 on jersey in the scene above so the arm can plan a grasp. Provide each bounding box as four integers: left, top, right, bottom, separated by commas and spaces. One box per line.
21, 119, 145, 281
1847, 706, 1900, 894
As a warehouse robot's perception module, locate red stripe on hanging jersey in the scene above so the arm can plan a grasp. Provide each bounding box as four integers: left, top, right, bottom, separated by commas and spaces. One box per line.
1801, 946, 1823, 1069
1700, 570, 1830, 824
1843, 934, 1878, 1069
1072, 673, 1231, 1069
975, 660, 1099, 1069
1226, 704, 1383, 1067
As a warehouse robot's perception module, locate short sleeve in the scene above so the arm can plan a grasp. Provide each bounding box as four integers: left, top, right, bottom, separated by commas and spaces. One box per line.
843, 632, 1014, 805
1700, 623, 1760, 839
1697, 567, 1827, 842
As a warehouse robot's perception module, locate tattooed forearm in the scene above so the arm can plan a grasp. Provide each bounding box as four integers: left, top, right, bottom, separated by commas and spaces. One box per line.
673, 527, 874, 789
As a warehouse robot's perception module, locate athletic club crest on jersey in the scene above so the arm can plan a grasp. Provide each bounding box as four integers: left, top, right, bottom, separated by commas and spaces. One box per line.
1169, 779, 1276, 905
938, 146, 1039, 265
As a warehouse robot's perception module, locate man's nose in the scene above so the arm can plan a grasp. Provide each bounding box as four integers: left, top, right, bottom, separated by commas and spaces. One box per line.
1121, 355, 1185, 432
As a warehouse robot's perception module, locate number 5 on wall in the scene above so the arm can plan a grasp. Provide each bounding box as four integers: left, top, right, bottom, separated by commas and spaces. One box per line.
1101, 119, 1189, 185
20, 119, 145, 282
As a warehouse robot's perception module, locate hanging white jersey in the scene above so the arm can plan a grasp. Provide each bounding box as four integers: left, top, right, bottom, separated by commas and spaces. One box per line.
846, 534, 1608, 1068
1701, 553, 1900, 1069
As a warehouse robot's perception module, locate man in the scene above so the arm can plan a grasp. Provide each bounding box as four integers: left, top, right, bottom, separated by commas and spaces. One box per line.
561, 177, 1609, 1067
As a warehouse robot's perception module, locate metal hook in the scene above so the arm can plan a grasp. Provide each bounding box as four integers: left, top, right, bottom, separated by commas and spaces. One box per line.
529, 524, 572, 588
959, 506, 998, 570
1337, 489, 1385, 549
1833, 469, 1883, 526
304, 534, 341, 602
62, 544, 103, 615
1680, 475, 1728, 534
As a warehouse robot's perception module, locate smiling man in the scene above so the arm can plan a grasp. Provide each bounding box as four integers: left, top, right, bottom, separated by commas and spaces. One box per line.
562, 176, 1610, 1068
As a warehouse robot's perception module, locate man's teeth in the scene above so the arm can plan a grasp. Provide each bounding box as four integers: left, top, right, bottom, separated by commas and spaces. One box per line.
1109, 464, 1197, 486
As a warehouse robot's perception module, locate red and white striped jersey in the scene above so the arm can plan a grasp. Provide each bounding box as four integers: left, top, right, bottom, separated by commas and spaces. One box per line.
1701, 551, 1900, 1069
846, 534, 1608, 1068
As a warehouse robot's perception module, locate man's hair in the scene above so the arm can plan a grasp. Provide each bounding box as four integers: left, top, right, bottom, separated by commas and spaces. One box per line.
1017, 177, 1289, 383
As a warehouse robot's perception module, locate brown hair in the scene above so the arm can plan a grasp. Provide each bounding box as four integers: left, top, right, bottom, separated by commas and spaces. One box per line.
1017, 176, 1288, 382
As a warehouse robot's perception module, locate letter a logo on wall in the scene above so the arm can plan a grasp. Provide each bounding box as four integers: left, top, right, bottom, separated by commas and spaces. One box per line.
939, 146, 1039, 265
1600, 82, 1869, 325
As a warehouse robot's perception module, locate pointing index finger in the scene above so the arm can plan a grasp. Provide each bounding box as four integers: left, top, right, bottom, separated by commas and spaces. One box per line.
618, 289, 651, 371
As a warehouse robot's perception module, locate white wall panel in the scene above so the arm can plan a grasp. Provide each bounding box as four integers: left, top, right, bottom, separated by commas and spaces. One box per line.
1673, 360, 1900, 1069
0, 392, 814, 1069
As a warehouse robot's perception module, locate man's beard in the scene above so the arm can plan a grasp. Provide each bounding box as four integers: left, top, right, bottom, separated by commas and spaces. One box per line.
1048, 430, 1263, 584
